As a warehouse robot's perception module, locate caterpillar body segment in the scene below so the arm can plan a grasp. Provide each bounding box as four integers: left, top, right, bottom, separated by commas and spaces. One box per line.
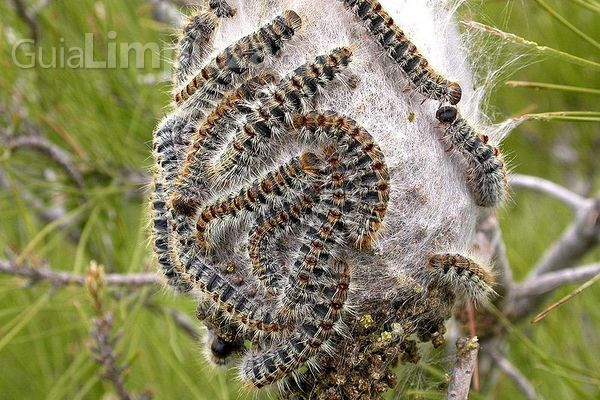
151, 182, 192, 292
174, 10, 302, 106
170, 71, 280, 217
211, 47, 354, 184
175, 9, 220, 88
153, 116, 202, 187
427, 253, 496, 305
186, 252, 290, 333
436, 106, 508, 207
196, 154, 324, 249
152, 113, 204, 291
240, 259, 350, 388
208, 0, 236, 18
338, 0, 462, 105
248, 194, 317, 290
292, 111, 390, 249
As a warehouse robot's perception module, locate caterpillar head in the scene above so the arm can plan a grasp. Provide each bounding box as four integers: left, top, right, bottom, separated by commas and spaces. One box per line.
436, 105, 458, 124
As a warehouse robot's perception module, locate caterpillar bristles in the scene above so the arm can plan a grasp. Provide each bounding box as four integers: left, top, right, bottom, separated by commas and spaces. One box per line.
174, 10, 302, 105
337, 0, 462, 105
427, 253, 496, 305
248, 194, 317, 290
436, 106, 508, 207
210, 47, 354, 183
240, 258, 351, 388
186, 256, 292, 333
170, 70, 280, 216
291, 111, 390, 249
208, 0, 236, 18
195, 154, 323, 249
175, 10, 219, 88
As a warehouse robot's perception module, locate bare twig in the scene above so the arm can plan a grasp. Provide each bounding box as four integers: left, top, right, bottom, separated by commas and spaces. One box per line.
529, 198, 600, 276
505, 197, 599, 319
512, 263, 600, 299
446, 336, 480, 400
166, 307, 202, 339
501, 174, 600, 319
2, 257, 200, 342
90, 312, 135, 400
10, 0, 41, 42
487, 349, 537, 400
532, 272, 600, 324
465, 303, 480, 392
509, 174, 589, 211
0, 259, 160, 288
6, 134, 84, 187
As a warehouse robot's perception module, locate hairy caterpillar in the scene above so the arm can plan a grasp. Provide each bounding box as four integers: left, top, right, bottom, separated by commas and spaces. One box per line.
174, 10, 302, 105
210, 47, 354, 184
170, 71, 279, 216
428, 253, 496, 304
338, 0, 462, 104
436, 106, 508, 207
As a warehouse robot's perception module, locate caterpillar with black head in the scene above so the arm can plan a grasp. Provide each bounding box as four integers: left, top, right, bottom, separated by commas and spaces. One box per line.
338, 0, 462, 105
436, 106, 508, 207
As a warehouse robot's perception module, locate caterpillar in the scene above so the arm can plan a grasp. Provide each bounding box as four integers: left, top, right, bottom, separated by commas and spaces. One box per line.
436, 106, 508, 207
427, 253, 496, 305
210, 47, 354, 185
174, 1, 239, 88
170, 71, 279, 216
195, 153, 322, 249
174, 10, 302, 105
338, 0, 462, 104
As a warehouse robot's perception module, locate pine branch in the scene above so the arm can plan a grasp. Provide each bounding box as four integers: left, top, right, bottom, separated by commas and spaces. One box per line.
446, 337, 480, 400
529, 197, 600, 277
487, 349, 537, 400
509, 174, 589, 210
0, 259, 160, 288
6, 134, 84, 187
504, 175, 600, 320
512, 263, 600, 299
90, 312, 135, 400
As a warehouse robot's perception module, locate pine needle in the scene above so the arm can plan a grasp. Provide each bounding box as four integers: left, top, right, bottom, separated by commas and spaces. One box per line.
532, 272, 600, 324
461, 20, 600, 71
517, 111, 600, 122
507, 81, 600, 95
534, 0, 600, 51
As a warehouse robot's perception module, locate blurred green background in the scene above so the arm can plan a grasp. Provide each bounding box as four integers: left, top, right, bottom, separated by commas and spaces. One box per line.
0, 0, 598, 399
